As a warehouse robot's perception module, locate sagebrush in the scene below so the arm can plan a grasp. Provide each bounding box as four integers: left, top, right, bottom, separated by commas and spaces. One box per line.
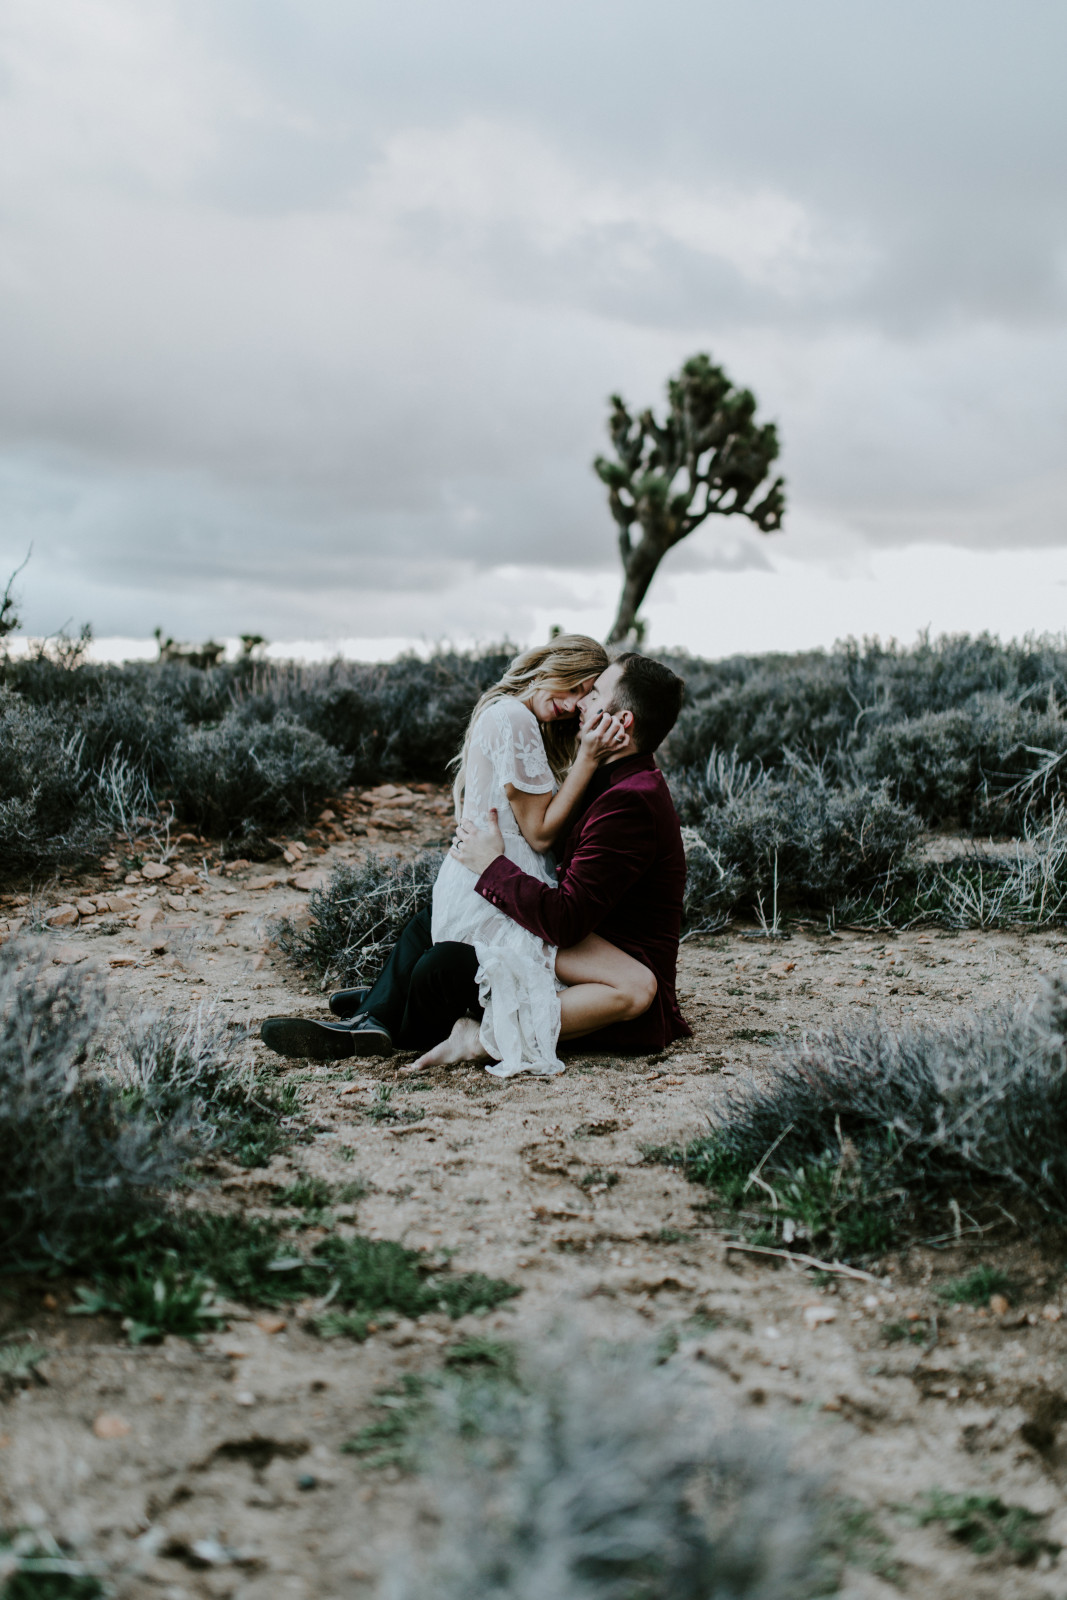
385, 1342, 826, 1600
8, 630, 1067, 892
675, 749, 922, 930
0, 941, 196, 1262
658, 974, 1067, 1258
275, 851, 442, 988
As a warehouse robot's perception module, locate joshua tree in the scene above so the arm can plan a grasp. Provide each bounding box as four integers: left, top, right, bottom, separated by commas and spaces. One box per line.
595, 353, 785, 645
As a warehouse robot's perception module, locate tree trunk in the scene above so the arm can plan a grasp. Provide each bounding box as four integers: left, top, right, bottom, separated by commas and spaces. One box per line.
606, 538, 665, 646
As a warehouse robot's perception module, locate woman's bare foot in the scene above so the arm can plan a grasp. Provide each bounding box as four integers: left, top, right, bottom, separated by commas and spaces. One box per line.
409, 1016, 490, 1072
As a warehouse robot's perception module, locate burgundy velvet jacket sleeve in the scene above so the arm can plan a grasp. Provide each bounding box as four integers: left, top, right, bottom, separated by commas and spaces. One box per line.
474, 787, 657, 948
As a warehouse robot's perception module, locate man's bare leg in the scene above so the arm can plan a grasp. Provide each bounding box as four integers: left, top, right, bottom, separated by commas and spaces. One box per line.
408, 1015, 490, 1072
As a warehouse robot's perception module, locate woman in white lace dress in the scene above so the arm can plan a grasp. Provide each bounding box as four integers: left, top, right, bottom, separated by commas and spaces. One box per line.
428, 635, 638, 1078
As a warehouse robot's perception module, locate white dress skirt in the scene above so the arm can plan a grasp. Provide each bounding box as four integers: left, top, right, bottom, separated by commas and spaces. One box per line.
431, 697, 564, 1078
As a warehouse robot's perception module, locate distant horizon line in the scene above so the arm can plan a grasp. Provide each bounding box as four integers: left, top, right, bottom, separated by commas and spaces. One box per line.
6, 623, 1067, 670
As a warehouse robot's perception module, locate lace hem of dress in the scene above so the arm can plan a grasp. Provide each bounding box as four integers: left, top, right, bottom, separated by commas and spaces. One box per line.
475, 940, 563, 1077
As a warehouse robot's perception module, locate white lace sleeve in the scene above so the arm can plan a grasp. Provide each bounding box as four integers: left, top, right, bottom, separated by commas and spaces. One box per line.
488, 699, 555, 795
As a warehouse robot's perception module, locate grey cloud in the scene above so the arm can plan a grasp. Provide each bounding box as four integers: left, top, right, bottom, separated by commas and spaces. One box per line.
1, 0, 1065, 642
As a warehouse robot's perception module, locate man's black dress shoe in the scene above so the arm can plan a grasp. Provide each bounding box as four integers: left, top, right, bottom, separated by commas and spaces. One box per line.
329, 986, 372, 1019
259, 1014, 394, 1060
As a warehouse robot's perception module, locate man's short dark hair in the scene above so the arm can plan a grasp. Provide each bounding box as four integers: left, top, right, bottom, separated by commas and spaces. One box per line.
608, 653, 686, 754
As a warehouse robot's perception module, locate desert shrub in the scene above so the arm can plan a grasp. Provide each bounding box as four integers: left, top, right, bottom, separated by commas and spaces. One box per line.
847, 810, 1067, 931
250, 649, 512, 782
665, 652, 862, 773
661, 635, 1067, 827
0, 941, 195, 1263
0, 691, 108, 879
658, 974, 1067, 1258
275, 851, 442, 988
676, 750, 922, 928
856, 695, 1067, 827
168, 710, 347, 836
385, 1342, 826, 1600
116, 1003, 296, 1166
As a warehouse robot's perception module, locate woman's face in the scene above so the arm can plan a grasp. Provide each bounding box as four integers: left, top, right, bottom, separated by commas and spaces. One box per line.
524, 678, 596, 723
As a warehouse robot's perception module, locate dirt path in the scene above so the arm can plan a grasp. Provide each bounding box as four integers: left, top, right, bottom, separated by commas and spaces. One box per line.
3, 790, 1067, 1598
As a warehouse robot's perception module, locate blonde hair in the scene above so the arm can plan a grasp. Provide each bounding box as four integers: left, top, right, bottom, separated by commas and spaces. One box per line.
452, 634, 610, 814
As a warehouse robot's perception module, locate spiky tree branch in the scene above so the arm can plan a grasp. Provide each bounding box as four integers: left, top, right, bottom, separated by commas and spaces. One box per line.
594, 354, 785, 645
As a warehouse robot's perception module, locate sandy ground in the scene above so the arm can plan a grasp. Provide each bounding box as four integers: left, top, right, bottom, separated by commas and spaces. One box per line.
3, 785, 1067, 1598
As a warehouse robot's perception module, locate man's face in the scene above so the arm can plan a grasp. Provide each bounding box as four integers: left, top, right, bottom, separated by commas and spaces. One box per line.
579, 662, 626, 731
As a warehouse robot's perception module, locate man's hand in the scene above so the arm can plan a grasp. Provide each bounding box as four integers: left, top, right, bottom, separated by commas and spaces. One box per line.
451, 808, 505, 875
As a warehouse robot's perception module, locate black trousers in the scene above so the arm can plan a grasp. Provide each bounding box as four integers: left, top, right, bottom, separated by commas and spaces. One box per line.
361, 909, 482, 1051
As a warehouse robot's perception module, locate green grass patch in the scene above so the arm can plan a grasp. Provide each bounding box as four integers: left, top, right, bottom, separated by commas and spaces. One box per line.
313, 1310, 378, 1342
905, 1491, 1058, 1562
577, 1168, 619, 1191
444, 1336, 519, 1383
0, 1529, 105, 1597
341, 1374, 430, 1470
881, 1319, 931, 1345
70, 1210, 519, 1344
0, 1345, 49, 1384
936, 1266, 1015, 1306
646, 1131, 898, 1262
823, 1500, 902, 1586
69, 1255, 223, 1345
362, 1085, 423, 1125
270, 1174, 369, 1211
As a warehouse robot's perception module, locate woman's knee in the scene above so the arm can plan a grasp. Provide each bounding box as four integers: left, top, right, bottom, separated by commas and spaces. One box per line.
621, 965, 657, 1020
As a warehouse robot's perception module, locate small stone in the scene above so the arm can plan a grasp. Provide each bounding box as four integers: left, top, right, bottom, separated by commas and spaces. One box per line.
92, 1412, 131, 1439
52, 948, 86, 965
296, 1473, 318, 1491
136, 907, 164, 930
109, 955, 138, 968
42, 1292, 58, 1309
1042, 1304, 1062, 1321
163, 894, 186, 912
319, 808, 336, 822
289, 871, 325, 892
103, 895, 135, 913
234, 1390, 256, 1406
989, 1293, 1011, 1316
176, 832, 199, 844
44, 904, 79, 926
803, 1304, 837, 1329
247, 877, 280, 892
124, 871, 142, 884
168, 866, 200, 887
256, 1314, 287, 1335
141, 862, 171, 881
75, 899, 97, 917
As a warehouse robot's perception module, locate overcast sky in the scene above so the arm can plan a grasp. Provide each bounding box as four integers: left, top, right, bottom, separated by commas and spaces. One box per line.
1, 0, 1065, 657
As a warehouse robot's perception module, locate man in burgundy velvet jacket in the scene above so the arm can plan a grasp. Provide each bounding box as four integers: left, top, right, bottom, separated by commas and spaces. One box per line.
451, 654, 691, 1055
260, 654, 690, 1064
